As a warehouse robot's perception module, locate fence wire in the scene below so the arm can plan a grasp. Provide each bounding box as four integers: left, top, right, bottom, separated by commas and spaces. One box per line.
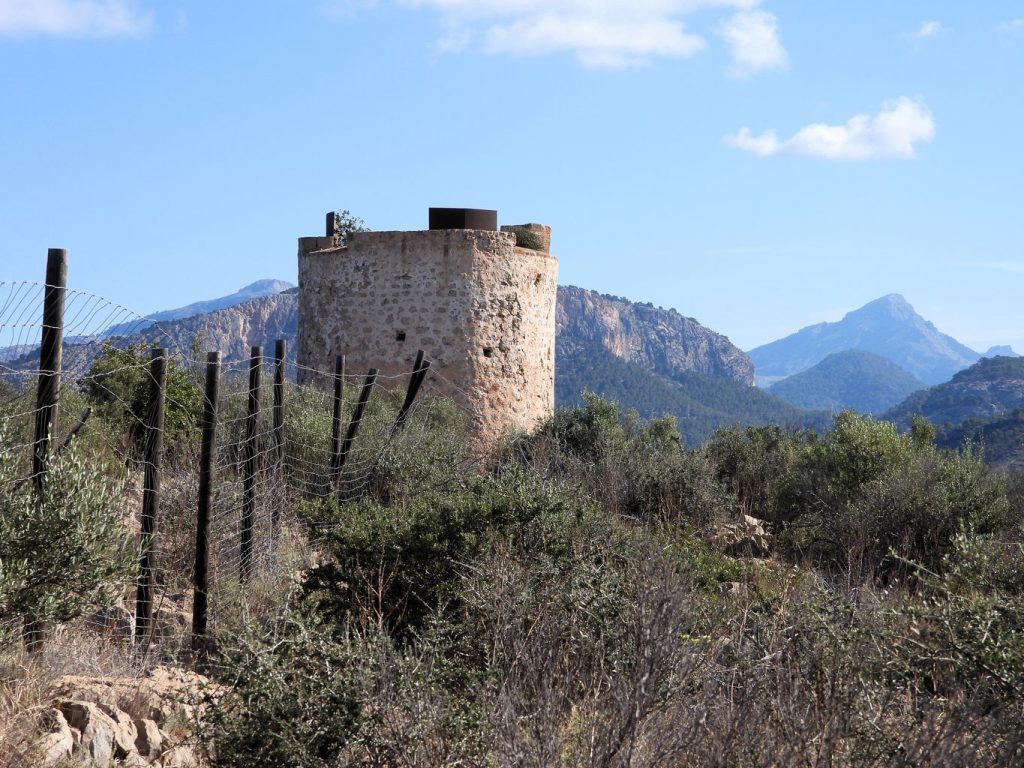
0, 280, 464, 662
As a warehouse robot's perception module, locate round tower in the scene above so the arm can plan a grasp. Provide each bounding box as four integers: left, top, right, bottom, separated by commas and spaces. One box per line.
297, 208, 558, 449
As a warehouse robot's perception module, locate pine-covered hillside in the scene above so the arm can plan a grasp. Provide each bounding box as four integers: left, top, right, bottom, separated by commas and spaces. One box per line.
884, 355, 1024, 429
556, 339, 829, 445
768, 350, 925, 415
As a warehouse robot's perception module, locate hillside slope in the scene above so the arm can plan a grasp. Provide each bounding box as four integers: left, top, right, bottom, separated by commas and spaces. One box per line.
749, 294, 979, 386
938, 410, 1024, 471
768, 350, 925, 414
556, 339, 829, 445
884, 355, 1024, 429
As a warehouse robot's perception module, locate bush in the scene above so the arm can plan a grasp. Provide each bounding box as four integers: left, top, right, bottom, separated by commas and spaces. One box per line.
81, 341, 202, 462
201, 610, 363, 768
705, 424, 799, 522
299, 470, 598, 642
0, 437, 135, 634
508, 227, 545, 251
776, 413, 1012, 574
505, 393, 725, 528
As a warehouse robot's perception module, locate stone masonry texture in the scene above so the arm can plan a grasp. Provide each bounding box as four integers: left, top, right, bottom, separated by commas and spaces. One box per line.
297, 227, 558, 450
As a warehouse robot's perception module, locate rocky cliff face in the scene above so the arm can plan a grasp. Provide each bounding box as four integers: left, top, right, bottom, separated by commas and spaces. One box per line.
556, 286, 755, 386
140, 292, 299, 367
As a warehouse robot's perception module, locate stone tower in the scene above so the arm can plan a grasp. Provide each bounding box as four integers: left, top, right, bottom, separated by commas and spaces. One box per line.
297, 208, 558, 448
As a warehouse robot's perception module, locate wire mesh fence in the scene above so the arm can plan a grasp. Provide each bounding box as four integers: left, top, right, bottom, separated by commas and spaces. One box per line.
0, 273, 470, 664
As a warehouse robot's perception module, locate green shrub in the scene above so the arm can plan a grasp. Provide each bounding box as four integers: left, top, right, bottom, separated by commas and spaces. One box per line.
300, 470, 598, 642
777, 413, 1011, 574
81, 341, 202, 462
201, 610, 364, 768
507, 227, 545, 251
889, 531, 1024, 701
506, 393, 723, 528
705, 424, 800, 522
0, 437, 135, 632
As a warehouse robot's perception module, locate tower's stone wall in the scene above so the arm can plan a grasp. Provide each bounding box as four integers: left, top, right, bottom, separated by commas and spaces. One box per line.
297, 225, 558, 448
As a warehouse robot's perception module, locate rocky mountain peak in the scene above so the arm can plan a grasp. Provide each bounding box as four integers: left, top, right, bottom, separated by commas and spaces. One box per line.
556, 286, 755, 386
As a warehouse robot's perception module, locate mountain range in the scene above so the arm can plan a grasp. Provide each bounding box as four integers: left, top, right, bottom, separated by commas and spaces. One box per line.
884, 355, 1024, 430
6, 282, 831, 446
101, 279, 295, 337
749, 294, 981, 387
8, 281, 1023, 457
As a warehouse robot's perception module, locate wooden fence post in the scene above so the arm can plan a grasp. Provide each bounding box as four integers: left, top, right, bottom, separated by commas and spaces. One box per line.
393, 350, 431, 434
272, 339, 285, 530
31, 249, 67, 493
336, 368, 378, 499
25, 248, 67, 652
328, 354, 345, 498
135, 348, 167, 643
192, 352, 220, 663
241, 346, 261, 582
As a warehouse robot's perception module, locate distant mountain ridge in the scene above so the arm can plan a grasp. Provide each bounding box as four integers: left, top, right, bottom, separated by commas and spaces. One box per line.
884, 355, 1024, 429
102, 279, 295, 337
768, 350, 925, 415
749, 294, 980, 386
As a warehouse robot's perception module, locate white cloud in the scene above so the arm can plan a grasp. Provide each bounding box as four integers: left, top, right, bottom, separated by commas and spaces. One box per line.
725, 97, 935, 161
911, 20, 943, 40
719, 9, 786, 76
484, 12, 705, 67
387, 0, 769, 68
0, 0, 152, 37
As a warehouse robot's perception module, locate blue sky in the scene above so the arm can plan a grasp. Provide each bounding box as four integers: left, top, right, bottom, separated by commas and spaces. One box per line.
1, 1, 1022, 353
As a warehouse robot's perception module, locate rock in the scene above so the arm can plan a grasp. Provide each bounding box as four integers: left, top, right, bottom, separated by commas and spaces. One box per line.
50, 665, 212, 729
717, 581, 747, 596
135, 718, 164, 760
86, 601, 135, 638
97, 702, 139, 759
161, 745, 199, 767
59, 701, 117, 766
37, 708, 74, 765
47, 666, 217, 767
715, 514, 773, 558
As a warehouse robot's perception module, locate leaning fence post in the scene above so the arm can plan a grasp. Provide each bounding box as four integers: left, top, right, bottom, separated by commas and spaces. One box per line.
393, 350, 430, 434
192, 352, 220, 664
336, 368, 378, 499
135, 348, 167, 643
24, 248, 67, 652
328, 354, 345, 498
241, 346, 261, 583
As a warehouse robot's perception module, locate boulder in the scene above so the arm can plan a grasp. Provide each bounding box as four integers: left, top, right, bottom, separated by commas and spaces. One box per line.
135, 718, 164, 760
715, 514, 773, 558
37, 708, 74, 765
59, 701, 117, 765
